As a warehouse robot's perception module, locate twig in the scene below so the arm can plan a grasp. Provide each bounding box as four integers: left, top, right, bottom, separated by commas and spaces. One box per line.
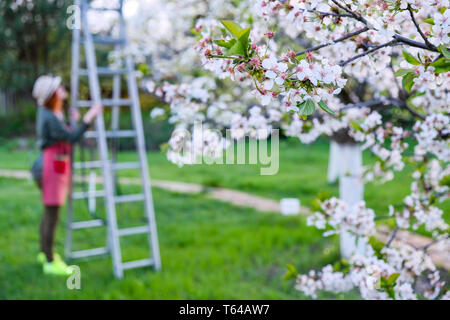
418, 236, 448, 252
307, 9, 353, 18
331, 0, 367, 24
393, 98, 426, 120
338, 98, 392, 111
339, 40, 399, 66
296, 27, 369, 56
407, 5, 437, 51
385, 226, 399, 248
330, 0, 438, 53
392, 34, 439, 52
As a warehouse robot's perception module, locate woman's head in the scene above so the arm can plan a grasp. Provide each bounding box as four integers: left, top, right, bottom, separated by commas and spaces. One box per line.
44, 86, 67, 111
32, 75, 66, 110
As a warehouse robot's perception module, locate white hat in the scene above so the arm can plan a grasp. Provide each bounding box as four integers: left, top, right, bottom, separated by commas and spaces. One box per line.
32, 75, 62, 105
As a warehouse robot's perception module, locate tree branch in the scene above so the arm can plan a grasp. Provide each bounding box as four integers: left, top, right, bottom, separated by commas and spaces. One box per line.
339, 98, 392, 111
418, 236, 448, 252
385, 226, 399, 248
339, 40, 399, 66
296, 27, 369, 56
339, 96, 426, 120
331, 0, 368, 24
407, 5, 437, 51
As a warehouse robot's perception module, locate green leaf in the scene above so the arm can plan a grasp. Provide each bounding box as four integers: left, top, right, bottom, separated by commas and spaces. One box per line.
394, 68, 413, 77
440, 174, 450, 188
221, 20, 242, 38
296, 53, 306, 61
226, 40, 246, 56
298, 99, 316, 116
387, 273, 400, 285
438, 45, 450, 59
402, 50, 421, 65
318, 100, 335, 115
430, 58, 450, 74
423, 18, 434, 25
214, 39, 236, 49
350, 120, 362, 131
402, 72, 416, 92
387, 288, 396, 300
368, 236, 386, 259
237, 27, 251, 57
283, 264, 298, 281
138, 63, 151, 76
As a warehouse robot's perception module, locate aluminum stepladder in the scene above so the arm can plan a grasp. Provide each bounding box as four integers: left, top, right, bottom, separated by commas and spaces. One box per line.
66, 0, 161, 278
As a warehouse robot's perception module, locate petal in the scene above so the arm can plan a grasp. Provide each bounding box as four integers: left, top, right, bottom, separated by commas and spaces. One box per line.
275, 77, 284, 85
262, 79, 274, 90
266, 70, 277, 79
261, 94, 271, 106
261, 58, 274, 69
278, 62, 288, 73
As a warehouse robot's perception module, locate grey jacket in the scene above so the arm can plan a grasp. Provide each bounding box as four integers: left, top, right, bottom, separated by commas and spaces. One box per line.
36, 106, 89, 150
31, 106, 90, 181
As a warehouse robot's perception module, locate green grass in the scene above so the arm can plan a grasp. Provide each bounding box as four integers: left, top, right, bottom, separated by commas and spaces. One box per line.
2, 137, 448, 223
0, 177, 357, 299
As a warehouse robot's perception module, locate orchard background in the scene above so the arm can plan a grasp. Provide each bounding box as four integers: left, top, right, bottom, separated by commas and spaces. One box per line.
0, 0, 448, 300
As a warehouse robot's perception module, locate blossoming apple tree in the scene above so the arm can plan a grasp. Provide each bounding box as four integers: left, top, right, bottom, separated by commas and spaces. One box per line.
123, 0, 449, 299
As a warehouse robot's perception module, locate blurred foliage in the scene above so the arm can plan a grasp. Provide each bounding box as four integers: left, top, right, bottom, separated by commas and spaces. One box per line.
0, 100, 36, 138
0, 0, 73, 94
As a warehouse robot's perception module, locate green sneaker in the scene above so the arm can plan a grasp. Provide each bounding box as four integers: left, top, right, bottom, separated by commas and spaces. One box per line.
43, 261, 75, 276
37, 252, 46, 265
37, 252, 63, 265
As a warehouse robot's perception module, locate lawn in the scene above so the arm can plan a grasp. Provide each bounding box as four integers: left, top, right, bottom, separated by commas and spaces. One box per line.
1, 137, 448, 222
0, 177, 357, 299
0, 137, 448, 299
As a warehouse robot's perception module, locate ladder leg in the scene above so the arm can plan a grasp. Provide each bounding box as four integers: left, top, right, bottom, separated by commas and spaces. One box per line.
125, 55, 162, 270
66, 1, 81, 260
81, 0, 123, 278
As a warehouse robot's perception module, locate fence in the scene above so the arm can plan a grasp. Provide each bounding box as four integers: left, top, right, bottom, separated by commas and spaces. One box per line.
0, 90, 17, 115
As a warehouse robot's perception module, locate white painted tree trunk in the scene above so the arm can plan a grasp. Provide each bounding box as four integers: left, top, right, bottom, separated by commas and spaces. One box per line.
327, 140, 341, 183
336, 143, 367, 259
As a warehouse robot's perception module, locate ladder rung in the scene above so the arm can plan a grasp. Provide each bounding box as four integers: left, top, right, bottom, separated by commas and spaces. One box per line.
79, 67, 127, 76
73, 161, 140, 170
90, 36, 126, 45
113, 162, 141, 170
73, 161, 102, 170
118, 226, 149, 237
88, 6, 121, 12
114, 194, 145, 203
121, 258, 154, 270
71, 219, 105, 230
70, 247, 109, 259
72, 190, 105, 200
77, 99, 132, 108
84, 130, 137, 139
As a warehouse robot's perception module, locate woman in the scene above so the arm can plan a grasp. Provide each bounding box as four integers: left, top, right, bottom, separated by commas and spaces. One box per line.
31, 75, 102, 276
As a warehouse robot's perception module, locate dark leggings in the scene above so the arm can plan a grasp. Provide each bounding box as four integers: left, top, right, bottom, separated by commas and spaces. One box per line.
40, 205, 60, 262
35, 178, 60, 263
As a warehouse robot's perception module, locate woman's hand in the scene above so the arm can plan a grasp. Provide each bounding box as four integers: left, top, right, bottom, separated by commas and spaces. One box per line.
83, 103, 103, 124
69, 108, 81, 122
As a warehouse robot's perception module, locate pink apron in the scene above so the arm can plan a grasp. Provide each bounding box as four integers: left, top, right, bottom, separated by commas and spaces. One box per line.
42, 141, 72, 206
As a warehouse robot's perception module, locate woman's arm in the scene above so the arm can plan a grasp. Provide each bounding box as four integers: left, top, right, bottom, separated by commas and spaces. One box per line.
47, 104, 102, 144
47, 115, 90, 144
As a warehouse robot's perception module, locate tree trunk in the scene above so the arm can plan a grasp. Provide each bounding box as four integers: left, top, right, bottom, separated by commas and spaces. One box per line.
327, 130, 368, 259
